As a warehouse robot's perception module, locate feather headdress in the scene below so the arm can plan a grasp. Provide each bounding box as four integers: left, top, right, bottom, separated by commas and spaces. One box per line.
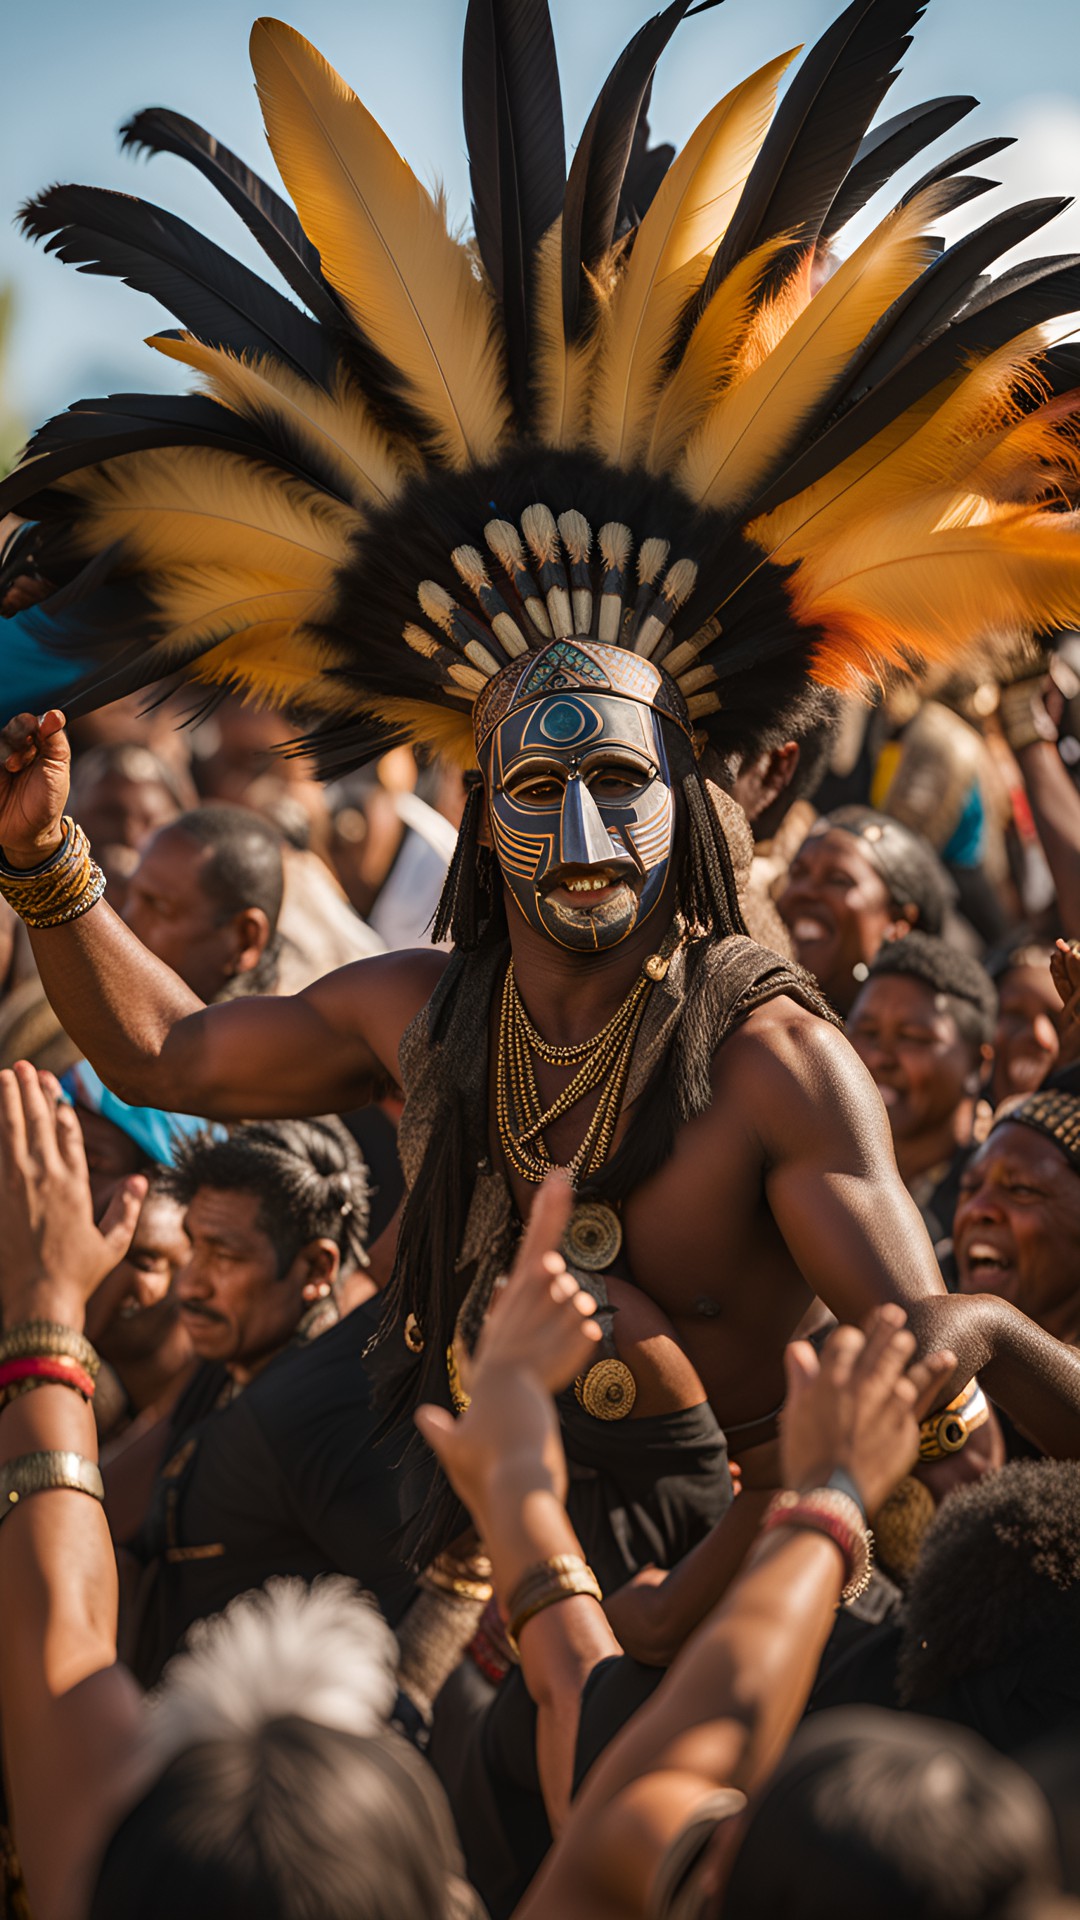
4, 0, 1080, 774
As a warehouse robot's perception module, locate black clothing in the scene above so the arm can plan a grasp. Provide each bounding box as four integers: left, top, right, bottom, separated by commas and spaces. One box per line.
129, 1301, 429, 1685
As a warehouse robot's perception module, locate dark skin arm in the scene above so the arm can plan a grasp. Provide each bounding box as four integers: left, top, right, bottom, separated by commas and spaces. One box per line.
727, 996, 1080, 1455
0, 712, 445, 1117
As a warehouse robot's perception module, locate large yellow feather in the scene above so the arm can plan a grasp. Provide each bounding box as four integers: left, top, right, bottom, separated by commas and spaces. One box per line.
754, 327, 1073, 564
364, 695, 478, 770
146, 569, 333, 648
190, 620, 359, 711
250, 18, 510, 469
679, 185, 950, 512
588, 50, 796, 467
149, 333, 416, 512
788, 498, 1080, 691
60, 447, 355, 581
531, 220, 605, 449
646, 236, 788, 471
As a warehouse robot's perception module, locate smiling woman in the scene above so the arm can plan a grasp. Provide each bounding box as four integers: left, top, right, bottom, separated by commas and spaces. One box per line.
778, 807, 953, 1014
955, 1080, 1080, 1345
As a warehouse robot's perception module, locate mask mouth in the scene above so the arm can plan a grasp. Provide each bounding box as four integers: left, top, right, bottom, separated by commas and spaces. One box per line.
540, 859, 640, 905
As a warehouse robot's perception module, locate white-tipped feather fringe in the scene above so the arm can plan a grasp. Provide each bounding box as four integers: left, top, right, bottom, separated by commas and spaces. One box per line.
144, 1576, 399, 1772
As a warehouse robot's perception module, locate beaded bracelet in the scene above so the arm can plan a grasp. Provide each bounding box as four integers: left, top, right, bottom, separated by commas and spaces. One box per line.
0, 1356, 96, 1408
762, 1488, 873, 1605
0, 817, 106, 928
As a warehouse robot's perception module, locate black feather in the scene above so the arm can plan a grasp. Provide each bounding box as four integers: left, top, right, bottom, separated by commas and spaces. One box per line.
19, 183, 334, 388
616, 77, 675, 230
1045, 344, 1080, 396
0, 392, 302, 517
753, 253, 1080, 515
820, 93, 975, 242
561, 0, 720, 341
700, 0, 928, 306
836, 197, 1072, 411
119, 107, 343, 325
462, 0, 565, 422
901, 132, 1016, 204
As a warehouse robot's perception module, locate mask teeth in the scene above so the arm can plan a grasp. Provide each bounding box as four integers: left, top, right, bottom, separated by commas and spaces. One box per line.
451, 545, 529, 657
597, 522, 631, 643
404, 623, 488, 694
557, 511, 594, 635
521, 503, 573, 638
484, 517, 553, 641
418, 580, 504, 676
634, 557, 699, 659
662, 615, 722, 679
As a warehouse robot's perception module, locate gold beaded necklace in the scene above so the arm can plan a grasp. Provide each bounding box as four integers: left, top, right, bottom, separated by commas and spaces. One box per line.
495, 925, 680, 1185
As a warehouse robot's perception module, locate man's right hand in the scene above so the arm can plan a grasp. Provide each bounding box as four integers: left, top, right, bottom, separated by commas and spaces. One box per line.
0, 709, 71, 867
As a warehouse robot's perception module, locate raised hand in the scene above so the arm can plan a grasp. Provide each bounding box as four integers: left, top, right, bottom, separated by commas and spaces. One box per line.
0, 1060, 146, 1331
471, 1173, 601, 1392
780, 1304, 956, 1519
1052, 939, 1080, 1071
414, 1173, 602, 1516
0, 710, 71, 866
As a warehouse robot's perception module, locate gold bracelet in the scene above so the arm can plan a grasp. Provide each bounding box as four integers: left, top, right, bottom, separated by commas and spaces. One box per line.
0, 818, 106, 928
0, 1322, 100, 1381
0, 1450, 104, 1522
506, 1553, 602, 1649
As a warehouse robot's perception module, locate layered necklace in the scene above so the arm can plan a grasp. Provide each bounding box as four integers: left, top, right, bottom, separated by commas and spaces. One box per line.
495, 925, 679, 1186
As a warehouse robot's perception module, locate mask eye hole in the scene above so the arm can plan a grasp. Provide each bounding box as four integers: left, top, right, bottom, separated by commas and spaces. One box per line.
505, 771, 565, 807
586, 757, 654, 802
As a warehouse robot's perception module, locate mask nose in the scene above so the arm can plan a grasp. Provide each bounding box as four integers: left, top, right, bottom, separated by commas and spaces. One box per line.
559, 776, 616, 870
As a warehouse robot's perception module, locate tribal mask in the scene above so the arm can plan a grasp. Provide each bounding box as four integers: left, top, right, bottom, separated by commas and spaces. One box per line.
480, 684, 678, 952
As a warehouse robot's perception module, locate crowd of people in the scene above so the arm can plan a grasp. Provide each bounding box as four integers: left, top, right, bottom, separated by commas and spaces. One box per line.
3, 0, 1080, 1912
0, 660, 1079, 1919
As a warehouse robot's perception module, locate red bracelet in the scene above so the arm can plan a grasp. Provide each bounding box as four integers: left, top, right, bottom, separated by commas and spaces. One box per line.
0, 1356, 96, 1403
761, 1490, 873, 1604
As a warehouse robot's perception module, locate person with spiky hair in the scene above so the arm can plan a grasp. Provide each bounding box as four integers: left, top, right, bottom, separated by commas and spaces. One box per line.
5, 0, 1080, 1543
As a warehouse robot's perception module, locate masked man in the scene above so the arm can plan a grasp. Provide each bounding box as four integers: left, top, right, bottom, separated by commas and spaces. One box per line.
5, 0, 1080, 1493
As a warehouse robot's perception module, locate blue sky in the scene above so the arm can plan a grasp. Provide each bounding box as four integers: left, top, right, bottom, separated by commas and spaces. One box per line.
2, 0, 1079, 438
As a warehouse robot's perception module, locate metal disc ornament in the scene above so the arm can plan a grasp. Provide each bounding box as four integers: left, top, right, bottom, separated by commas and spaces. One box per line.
563, 1200, 622, 1272
575, 1358, 637, 1421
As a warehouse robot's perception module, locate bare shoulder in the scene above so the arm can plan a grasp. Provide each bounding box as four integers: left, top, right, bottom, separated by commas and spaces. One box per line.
716, 993, 888, 1161
300, 947, 451, 1073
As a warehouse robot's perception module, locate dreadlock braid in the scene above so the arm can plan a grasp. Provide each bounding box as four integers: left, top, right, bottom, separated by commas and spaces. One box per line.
678, 770, 750, 942
430, 781, 501, 950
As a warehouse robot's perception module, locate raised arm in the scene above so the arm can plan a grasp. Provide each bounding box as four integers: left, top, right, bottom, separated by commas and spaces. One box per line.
735, 998, 1080, 1456
0, 1064, 151, 1920
0, 712, 445, 1118
417, 1176, 619, 1830
516, 1310, 953, 1920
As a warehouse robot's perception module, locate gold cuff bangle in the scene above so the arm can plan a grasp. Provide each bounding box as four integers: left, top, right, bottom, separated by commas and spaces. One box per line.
0, 1323, 100, 1381
505, 1553, 603, 1650
0, 1450, 104, 1522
